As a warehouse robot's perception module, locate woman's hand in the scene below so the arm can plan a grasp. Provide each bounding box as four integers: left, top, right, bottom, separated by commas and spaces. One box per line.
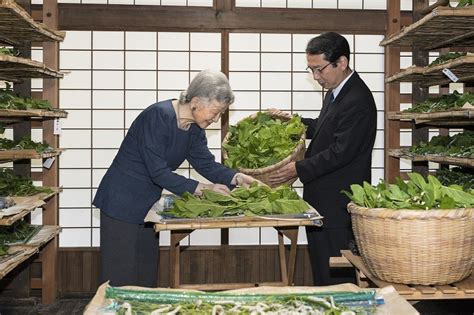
232, 173, 267, 188
194, 183, 231, 196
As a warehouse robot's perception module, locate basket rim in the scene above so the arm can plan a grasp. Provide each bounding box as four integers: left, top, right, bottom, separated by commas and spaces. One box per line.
222, 111, 306, 173
347, 202, 474, 219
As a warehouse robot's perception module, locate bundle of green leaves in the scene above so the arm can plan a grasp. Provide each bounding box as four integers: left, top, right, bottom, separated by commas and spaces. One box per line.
409, 130, 474, 158
162, 183, 310, 218
0, 168, 53, 196
404, 90, 474, 113
436, 167, 474, 191
0, 47, 20, 57
429, 52, 466, 67
223, 112, 306, 169
0, 135, 52, 153
0, 83, 53, 111
456, 0, 472, 7
343, 173, 474, 210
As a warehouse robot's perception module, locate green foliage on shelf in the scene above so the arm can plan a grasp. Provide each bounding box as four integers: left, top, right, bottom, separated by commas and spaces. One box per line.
404, 91, 474, 113
0, 83, 53, 111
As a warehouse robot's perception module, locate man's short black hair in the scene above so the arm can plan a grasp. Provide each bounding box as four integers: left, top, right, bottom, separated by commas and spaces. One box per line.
306, 32, 351, 63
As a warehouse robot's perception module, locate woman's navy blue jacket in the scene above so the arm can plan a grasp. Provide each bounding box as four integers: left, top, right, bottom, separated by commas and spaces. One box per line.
93, 100, 236, 224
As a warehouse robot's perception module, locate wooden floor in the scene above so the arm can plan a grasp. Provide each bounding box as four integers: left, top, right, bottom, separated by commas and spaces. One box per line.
0, 298, 90, 315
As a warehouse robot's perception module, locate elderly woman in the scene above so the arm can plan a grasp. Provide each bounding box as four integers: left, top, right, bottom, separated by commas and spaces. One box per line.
93, 70, 256, 287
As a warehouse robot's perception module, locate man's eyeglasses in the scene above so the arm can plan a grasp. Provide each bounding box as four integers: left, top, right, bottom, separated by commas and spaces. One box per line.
306, 62, 333, 75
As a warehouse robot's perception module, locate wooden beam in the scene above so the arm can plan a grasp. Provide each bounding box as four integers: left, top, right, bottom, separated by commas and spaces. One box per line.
384, 0, 401, 183
49, 4, 412, 34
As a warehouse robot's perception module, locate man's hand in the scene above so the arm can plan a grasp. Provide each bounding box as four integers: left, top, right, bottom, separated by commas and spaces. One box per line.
267, 162, 298, 186
266, 108, 292, 119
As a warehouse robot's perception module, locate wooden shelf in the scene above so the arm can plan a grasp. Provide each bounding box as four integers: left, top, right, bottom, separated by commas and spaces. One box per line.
385, 55, 474, 86
0, 108, 68, 124
0, 54, 63, 82
380, 6, 474, 49
0, 246, 37, 279
17, 225, 60, 248
342, 250, 474, 300
0, 148, 63, 162
388, 148, 474, 168
0, 0, 64, 46
0, 225, 59, 279
0, 187, 61, 226
387, 108, 474, 125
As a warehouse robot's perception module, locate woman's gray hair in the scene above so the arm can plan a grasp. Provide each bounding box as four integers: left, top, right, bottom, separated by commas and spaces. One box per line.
178, 70, 234, 106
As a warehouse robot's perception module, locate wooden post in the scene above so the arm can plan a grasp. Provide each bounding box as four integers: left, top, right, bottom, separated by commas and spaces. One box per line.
385, 0, 401, 183
41, 0, 59, 304
10, 0, 32, 300
411, 0, 429, 176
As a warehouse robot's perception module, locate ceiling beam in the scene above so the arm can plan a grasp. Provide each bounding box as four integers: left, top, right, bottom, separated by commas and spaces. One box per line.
33, 4, 412, 34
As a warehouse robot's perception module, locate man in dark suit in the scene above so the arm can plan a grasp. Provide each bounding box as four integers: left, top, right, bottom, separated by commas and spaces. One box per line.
268, 32, 377, 285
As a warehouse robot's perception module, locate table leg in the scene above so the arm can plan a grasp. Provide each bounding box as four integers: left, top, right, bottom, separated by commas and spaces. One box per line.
276, 227, 299, 286
169, 230, 193, 288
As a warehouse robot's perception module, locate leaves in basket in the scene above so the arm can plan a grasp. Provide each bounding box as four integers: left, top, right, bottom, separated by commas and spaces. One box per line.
343, 173, 474, 210
222, 112, 306, 169
162, 183, 310, 218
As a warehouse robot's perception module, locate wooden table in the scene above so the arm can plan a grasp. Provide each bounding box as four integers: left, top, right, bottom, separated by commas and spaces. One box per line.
154, 215, 322, 290
341, 250, 474, 301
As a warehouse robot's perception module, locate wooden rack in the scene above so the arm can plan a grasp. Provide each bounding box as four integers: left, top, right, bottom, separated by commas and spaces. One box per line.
0, 149, 63, 162
379, 6, 474, 50
0, 187, 61, 226
0, 54, 63, 82
0, 0, 64, 304
385, 55, 474, 86
0, 0, 64, 45
388, 148, 474, 168
341, 250, 474, 301
0, 225, 60, 279
387, 108, 474, 125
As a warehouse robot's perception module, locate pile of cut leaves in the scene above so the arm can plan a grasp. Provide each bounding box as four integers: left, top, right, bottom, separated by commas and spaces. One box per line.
0, 220, 41, 256
105, 286, 377, 315
404, 90, 474, 113
0, 168, 52, 196
408, 130, 474, 158
436, 167, 474, 191
0, 83, 53, 111
429, 52, 467, 67
344, 173, 474, 210
0, 135, 53, 153
223, 112, 306, 169
162, 183, 310, 218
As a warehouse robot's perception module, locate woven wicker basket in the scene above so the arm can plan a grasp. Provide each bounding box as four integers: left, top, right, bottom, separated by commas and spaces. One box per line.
222, 113, 306, 187
348, 202, 474, 285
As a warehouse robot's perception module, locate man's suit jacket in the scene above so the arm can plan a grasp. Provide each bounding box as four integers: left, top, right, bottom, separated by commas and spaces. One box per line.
295, 71, 377, 228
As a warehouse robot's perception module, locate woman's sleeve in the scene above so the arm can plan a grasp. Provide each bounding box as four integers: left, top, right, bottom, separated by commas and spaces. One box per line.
136, 110, 200, 195
187, 129, 237, 187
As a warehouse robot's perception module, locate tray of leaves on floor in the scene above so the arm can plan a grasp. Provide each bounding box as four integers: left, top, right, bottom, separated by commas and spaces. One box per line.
152, 183, 322, 224
0, 220, 42, 246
